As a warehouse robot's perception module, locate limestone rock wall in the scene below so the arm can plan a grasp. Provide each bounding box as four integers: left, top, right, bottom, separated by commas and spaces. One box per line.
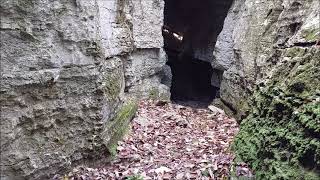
120, 0, 169, 99
233, 46, 320, 179
214, 0, 319, 178
0, 0, 166, 179
215, 0, 319, 118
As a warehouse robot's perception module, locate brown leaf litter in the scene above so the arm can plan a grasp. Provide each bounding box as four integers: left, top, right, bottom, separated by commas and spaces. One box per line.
61, 100, 253, 180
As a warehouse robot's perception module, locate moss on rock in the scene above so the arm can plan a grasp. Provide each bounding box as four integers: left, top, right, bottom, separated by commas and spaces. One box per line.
103, 63, 123, 101
233, 47, 320, 179
302, 29, 320, 42
285, 47, 306, 58
148, 88, 160, 100
104, 100, 138, 157
105, 74, 122, 100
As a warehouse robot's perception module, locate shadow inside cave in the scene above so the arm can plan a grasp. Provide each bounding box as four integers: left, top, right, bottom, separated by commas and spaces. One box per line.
162, 0, 233, 107
167, 55, 217, 108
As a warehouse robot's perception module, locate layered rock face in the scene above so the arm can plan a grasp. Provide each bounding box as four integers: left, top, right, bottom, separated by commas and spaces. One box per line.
0, 0, 167, 179
214, 0, 319, 178
1, 0, 318, 179
216, 0, 319, 118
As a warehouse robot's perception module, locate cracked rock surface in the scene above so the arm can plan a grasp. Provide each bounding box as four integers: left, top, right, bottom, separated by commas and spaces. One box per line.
0, 0, 167, 179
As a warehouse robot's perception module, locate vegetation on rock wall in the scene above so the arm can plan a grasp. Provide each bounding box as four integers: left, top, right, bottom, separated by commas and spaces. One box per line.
104, 100, 138, 157
233, 47, 320, 179
302, 29, 320, 42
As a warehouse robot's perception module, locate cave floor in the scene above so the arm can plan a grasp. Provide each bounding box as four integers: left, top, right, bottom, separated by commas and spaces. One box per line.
66, 100, 253, 179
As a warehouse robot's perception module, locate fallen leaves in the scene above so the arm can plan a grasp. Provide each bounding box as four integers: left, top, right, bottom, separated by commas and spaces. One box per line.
63, 100, 252, 180
155, 166, 172, 174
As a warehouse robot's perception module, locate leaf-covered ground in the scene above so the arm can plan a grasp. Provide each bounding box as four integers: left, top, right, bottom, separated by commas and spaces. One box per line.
63, 100, 252, 180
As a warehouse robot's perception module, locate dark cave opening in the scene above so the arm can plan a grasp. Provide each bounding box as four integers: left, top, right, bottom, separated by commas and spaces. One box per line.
162, 0, 234, 105
167, 55, 217, 104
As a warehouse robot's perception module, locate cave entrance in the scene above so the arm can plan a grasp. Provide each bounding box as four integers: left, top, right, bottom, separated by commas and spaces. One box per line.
167, 55, 216, 105
162, 0, 234, 106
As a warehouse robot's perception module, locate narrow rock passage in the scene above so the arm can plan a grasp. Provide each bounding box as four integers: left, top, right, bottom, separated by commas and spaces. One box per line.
67, 100, 251, 179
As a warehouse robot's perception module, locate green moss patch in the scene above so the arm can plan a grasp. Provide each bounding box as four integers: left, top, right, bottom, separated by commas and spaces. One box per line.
103, 72, 122, 101
233, 48, 320, 179
104, 100, 138, 157
148, 88, 161, 100
285, 47, 306, 58
302, 29, 320, 42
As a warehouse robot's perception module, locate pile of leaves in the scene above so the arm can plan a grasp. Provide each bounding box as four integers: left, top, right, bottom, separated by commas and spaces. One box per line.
63, 100, 252, 179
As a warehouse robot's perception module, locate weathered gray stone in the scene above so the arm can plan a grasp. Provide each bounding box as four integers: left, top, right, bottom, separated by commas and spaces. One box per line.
123, 48, 169, 99
4, 0, 317, 178
122, 0, 168, 98
0, 1, 122, 179
131, 0, 164, 49
217, 0, 319, 116
213, 0, 246, 71
124, 48, 166, 89
0, 0, 167, 179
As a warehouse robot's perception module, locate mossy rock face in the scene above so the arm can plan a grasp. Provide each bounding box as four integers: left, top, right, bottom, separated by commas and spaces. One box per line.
102, 100, 138, 157
302, 29, 320, 42
284, 47, 307, 58
148, 88, 160, 100
101, 57, 124, 102
233, 47, 320, 179
105, 74, 122, 100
